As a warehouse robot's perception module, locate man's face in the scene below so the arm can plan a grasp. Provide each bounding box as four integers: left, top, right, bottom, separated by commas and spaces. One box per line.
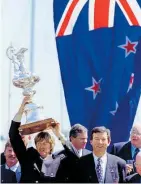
4, 146, 18, 165
70, 132, 88, 150
36, 140, 51, 158
90, 132, 110, 154
130, 126, 141, 148
135, 155, 141, 175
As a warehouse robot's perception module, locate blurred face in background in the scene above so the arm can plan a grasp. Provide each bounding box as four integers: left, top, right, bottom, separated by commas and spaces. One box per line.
4, 146, 18, 167
135, 153, 141, 175
70, 132, 88, 150
130, 124, 141, 148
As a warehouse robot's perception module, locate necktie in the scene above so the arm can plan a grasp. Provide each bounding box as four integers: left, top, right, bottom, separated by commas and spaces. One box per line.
133, 148, 139, 160
15, 170, 21, 183
96, 158, 103, 183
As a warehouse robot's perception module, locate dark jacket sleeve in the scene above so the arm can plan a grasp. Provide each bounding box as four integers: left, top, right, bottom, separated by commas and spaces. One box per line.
9, 120, 27, 164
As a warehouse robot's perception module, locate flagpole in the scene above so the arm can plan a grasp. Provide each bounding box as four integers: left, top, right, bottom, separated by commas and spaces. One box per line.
30, 0, 36, 72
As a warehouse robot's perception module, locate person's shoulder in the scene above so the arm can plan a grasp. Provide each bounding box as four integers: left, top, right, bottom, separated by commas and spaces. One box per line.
80, 153, 92, 161
53, 150, 66, 160
126, 173, 139, 182
113, 141, 128, 148
83, 148, 91, 154
107, 153, 126, 165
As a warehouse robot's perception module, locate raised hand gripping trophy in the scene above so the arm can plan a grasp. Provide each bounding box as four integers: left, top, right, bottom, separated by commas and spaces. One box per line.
6, 45, 55, 135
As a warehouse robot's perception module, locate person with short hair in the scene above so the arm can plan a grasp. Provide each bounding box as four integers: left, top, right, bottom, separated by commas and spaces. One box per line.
9, 97, 62, 183
77, 126, 126, 183
1, 134, 30, 165
1, 140, 21, 183
111, 123, 141, 174
55, 123, 91, 182
126, 151, 141, 183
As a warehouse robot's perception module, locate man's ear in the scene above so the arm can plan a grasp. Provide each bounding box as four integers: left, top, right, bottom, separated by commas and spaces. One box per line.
107, 139, 111, 146
70, 136, 74, 142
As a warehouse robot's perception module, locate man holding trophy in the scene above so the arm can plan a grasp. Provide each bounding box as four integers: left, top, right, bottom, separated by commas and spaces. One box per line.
7, 46, 65, 182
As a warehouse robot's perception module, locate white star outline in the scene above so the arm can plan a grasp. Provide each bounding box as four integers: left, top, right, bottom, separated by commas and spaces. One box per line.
127, 73, 134, 93
118, 36, 138, 57
85, 77, 102, 99
110, 102, 119, 116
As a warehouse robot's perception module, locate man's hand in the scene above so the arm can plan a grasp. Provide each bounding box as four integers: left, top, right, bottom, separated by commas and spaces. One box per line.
18, 96, 32, 114
46, 120, 61, 138
126, 164, 133, 174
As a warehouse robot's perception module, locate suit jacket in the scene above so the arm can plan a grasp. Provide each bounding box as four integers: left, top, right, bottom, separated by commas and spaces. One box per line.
126, 173, 141, 183
111, 141, 132, 161
77, 153, 126, 183
0, 152, 6, 165
55, 142, 91, 183
9, 120, 60, 183
1, 164, 17, 183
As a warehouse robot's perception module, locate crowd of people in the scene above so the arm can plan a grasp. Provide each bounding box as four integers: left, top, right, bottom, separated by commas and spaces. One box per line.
0, 97, 141, 183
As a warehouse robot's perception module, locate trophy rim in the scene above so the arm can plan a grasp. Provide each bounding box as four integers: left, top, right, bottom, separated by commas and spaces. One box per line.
18, 118, 55, 135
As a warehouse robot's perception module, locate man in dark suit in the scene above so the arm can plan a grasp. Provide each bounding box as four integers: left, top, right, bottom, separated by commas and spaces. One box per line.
1, 140, 21, 183
9, 97, 62, 183
55, 123, 91, 182
111, 123, 141, 173
1, 165, 17, 183
126, 152, 141, 183
77, 126, 126, 183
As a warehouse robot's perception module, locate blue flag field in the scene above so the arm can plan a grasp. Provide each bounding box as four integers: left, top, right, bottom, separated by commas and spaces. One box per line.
53, 0, 141, 145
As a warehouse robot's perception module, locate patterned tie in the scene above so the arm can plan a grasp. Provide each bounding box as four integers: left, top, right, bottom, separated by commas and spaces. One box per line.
96, 158, 103, 183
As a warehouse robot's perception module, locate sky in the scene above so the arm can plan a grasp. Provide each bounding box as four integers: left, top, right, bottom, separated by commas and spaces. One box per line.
0, 0, 71, 151
0, 0, 141, 151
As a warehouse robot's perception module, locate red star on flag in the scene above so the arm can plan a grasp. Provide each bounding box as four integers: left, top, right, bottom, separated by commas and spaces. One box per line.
118, 36, 138, 57
85, 77, 102, 99
127, 73, 134, 93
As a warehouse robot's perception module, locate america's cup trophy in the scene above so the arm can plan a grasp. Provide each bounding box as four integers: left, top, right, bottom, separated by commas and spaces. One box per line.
6, 45, 56, 135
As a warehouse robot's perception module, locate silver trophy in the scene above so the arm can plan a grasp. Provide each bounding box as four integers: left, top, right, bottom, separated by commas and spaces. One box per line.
6, 45, 55, 135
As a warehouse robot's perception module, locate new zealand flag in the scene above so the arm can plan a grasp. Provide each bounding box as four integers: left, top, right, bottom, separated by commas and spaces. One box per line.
53, 0, 141, 146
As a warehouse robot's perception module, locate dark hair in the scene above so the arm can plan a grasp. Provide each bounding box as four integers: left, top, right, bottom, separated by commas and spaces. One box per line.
34, 131, 55, 153
4, 140, 12, 152
69, 124, 87, 139
90, 126, 111, 141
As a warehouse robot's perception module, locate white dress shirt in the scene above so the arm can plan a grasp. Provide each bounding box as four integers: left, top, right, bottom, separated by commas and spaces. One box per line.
71, 143, 82, 157
93, 153, 107, 182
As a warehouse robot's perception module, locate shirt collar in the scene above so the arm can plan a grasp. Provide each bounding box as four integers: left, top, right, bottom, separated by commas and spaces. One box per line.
131, 145, 141, 152
5, 162, 20, 172
93, 152, 107, 163
71, 143, 82, 156
40, 154, 53, 161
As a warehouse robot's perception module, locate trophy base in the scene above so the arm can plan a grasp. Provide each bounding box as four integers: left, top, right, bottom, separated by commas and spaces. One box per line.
18, 118, 55, 135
